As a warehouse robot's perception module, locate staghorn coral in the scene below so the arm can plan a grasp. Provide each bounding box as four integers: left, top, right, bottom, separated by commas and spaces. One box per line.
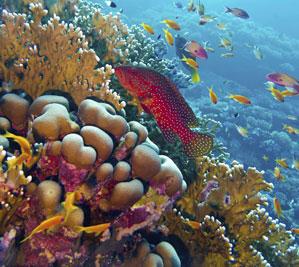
0, 4, 125, 110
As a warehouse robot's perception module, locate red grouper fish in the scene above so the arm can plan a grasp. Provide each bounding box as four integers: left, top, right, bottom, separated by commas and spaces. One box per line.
115, 66, 213, 157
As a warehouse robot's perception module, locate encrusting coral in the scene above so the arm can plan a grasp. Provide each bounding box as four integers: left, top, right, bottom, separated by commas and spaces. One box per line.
0, 3, 125, 110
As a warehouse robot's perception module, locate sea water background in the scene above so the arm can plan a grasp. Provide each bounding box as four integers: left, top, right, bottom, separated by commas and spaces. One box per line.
95, 0, 299, 234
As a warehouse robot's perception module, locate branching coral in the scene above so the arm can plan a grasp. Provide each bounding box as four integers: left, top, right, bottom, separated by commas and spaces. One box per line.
0, 3, 125, 110
159, 156, 299, 266
73, 0, 130, 64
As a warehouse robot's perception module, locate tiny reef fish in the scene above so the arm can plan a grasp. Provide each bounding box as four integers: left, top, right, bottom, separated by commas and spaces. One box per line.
184, 40, 208, 59
228, 95, 251, 105
267, 86, 285, 102
235, 125, 248, 137
274, 167, 285, 182
267, 73, 299, 93
163, 28, 174, 46
21, 215, 64, 243
74, 223, 111, 236
161, 19, 181, 30
185, 220, 200, 230
140, 23, 155, 35
115, 66, 213, 157
62, 191, 79, 223
275, 158, 289, 169
273, 197, 283, 218
225, 7, 249, 19
208, 86, 218, 104
181, 55, 198, 69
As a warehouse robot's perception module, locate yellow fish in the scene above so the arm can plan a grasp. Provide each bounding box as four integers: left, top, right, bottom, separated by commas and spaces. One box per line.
74, 223, 110, 236
291, 228, 299, 234
140, 23, 155, 35
228, 94, 251, 105
208, 86, 218, 104
292, 159, 299, 171
219, 37, 232, 49
275, 158, 289, 169
216, 23, 226, 30
62, 191, 79, 224
283, 124, 299, 134
185, 220, 200, 230
181, 55, 198, 69
21, 215, 64, 243
161, 19, 181, 30
1, 132, 34, 171
191, 69, 201, 83
267, 87, 284, 102
281, 89, 298, 97
163, 28, 174, 46
274, 167, 285, 181
273, 197, 283, 218
235, 124, 248, 137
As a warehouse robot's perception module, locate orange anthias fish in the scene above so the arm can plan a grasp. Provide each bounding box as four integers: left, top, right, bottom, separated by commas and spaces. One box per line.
228, 94, 251, 105
140, 23, 155, 35
1, 132, 34, 170
21, 215, 64, 243
185, 220, 200, 230
273, 197, 283, 217
74, 223, 110, 236
115, 66, 213, 157
235, 124, 248, 137
267, 87, 285, 102
274, 167, 285, 181
283, 124, 299, 134
275, 158, 289, 169
161, 19, 181, 30
291, 228, 299, 234
62, 191, 79, 224
208, 86, 218, 104
163, 28, 174, 46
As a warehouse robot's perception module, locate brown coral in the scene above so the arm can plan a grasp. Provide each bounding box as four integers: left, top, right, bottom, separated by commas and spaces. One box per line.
0, 4, 125, 110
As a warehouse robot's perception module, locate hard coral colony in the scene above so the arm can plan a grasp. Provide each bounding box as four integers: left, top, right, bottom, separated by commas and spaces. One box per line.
0, 1, 298, 267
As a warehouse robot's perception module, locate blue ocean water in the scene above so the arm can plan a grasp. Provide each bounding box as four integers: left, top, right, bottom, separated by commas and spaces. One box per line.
97, 0, 299, 235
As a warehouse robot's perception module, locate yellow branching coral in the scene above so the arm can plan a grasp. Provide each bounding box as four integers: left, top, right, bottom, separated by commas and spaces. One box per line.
168, 156, 299, 266
0, 3, 125, 110
92, 10, 130, 63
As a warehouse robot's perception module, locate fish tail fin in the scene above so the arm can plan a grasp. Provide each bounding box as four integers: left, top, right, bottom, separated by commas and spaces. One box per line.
191, 69, 201, 83
182, 130, 213, 157
74, 226, 84, 233
20, 233, 33, 243
293, 84, 299, 93
225, 6, 231, 13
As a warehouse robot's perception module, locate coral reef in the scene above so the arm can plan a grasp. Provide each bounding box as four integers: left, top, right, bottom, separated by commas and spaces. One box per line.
0, 3, 124, 110
0, 91, 186, 265
73, 0, 130, 64
159, 156, 299, 266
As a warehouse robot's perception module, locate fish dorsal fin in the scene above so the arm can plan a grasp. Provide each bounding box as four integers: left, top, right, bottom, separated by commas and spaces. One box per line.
167, 79, 199, 128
